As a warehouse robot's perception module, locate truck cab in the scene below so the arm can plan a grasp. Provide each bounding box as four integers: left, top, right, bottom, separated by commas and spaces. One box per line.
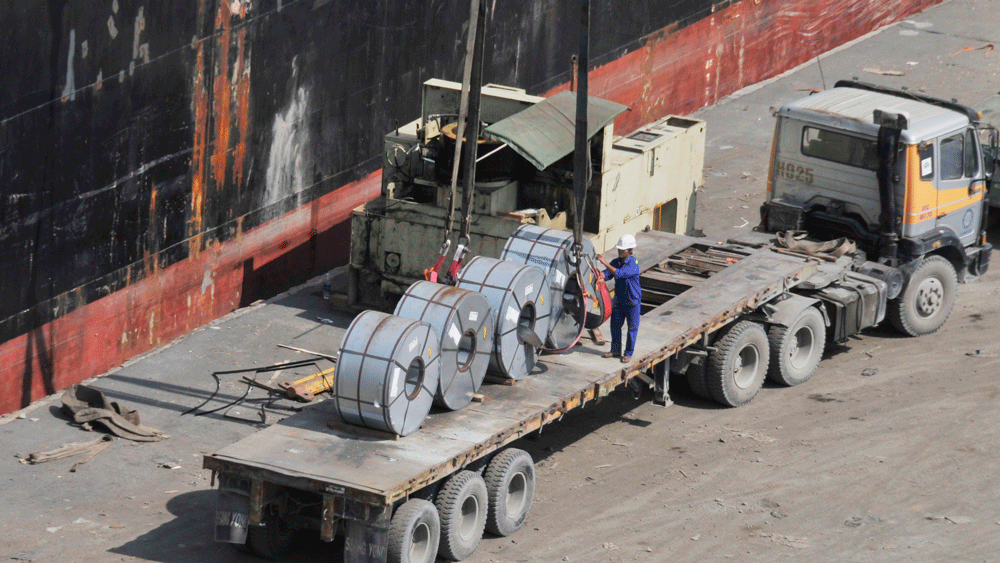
760, 80, 995, 335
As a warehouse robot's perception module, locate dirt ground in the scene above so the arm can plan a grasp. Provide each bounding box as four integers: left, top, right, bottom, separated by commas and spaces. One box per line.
3, 1, 1000, 562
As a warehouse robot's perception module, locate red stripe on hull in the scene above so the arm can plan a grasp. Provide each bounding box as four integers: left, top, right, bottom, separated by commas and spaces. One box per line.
0, 172, 380, 414
547, 0, 942, 134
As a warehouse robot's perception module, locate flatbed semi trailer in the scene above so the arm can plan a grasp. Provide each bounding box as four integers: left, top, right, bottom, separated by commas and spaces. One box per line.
204, 228, 895, 563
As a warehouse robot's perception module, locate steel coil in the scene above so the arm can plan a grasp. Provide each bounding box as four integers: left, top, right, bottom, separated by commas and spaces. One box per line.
394, 281, 493, 410
501, 225, 605, 348
456, 256, 551, 380
333, 311, 440, 436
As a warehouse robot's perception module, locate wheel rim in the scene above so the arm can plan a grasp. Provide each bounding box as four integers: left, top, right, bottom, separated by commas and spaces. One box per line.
733, 343, 761, 389
410, 521, 431, 563
914, 277, 944, 318
788, 325, 815, 370
459, 494, 480, 540
505, 471, 527, 519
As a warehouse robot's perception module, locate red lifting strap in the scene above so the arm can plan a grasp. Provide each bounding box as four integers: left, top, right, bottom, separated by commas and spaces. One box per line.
424, 240, 451, 283
445, 244, 468, 285
585, 258, 611, 329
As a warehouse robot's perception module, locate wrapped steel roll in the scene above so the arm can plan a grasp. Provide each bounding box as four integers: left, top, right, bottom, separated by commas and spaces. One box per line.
456, 256, 551, 380
394, 281, 493, 410
501, 225, 605, 348
333, 311, 440, 436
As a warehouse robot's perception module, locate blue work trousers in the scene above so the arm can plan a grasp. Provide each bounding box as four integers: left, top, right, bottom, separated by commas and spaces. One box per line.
610, 301, 641, 357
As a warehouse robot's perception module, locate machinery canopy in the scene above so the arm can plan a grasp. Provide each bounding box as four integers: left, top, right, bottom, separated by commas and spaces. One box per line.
483, 91, 628, 171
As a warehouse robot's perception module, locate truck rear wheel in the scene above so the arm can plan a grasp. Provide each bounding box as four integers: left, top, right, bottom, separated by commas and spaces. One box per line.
245, 505, 295, 560
435, 470, 487, 561
388, 499, 440, 563
767, 307, 825, 387
484, 448, 535, 537
888, 256, 957, 337
707, 321, 769, 407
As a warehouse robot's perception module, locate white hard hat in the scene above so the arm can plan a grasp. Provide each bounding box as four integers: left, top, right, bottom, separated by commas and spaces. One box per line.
615, 234, 636, 250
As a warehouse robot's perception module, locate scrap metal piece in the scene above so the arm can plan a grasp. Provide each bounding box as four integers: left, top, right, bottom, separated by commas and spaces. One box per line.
279, 365, 337, 402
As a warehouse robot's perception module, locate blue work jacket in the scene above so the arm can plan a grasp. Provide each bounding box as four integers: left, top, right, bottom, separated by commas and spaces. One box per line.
604, 255, 641, 305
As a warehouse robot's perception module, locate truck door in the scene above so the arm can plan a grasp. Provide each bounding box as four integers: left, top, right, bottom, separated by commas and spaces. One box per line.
935, 128, 984, 246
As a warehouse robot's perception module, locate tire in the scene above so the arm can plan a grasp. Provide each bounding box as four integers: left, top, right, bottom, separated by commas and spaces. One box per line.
483, 448, 535, 537
767, 306, 826, 387
229, 542, 251, 554
888, 255, 958, 337
245, 505, 295, 560
388, 499, 440, 563
435, 471, 488, 561
706, 321, 769, 407
686, 362, 711, 400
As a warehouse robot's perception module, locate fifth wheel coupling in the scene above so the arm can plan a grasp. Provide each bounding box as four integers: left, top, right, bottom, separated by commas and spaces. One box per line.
332, 311, 440, 436
501, 224, 606, 349
456, 256, 551, 380
394, 281, 493, 410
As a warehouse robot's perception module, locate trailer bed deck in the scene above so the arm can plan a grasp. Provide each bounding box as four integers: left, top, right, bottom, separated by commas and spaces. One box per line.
204, 231, 818, 508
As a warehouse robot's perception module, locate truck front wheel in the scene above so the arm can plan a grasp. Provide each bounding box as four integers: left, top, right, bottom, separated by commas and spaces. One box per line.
707, 321, 769, 407
767, 307, 826, 387
888, 256, 957, 337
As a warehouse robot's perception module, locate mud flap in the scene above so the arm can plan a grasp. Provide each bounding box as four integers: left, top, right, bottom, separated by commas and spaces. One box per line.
338, 499, 391, 563
344, 520, 390, 563
215, 487, 251, 544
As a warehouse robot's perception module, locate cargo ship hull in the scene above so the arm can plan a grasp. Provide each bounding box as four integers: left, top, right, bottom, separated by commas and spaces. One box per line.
0, 0, 941, 414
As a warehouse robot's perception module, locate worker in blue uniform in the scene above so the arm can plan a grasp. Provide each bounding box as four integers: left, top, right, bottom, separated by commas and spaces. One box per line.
597, 234, 641, 362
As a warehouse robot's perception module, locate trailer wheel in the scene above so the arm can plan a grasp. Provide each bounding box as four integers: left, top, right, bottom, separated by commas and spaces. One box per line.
388, 499, 440, 563
245, 505, 295, 560
706, 321, 769, 407
484, 448, 535, 537
888, 255, 957, 337
435, 470, 487, 561
767, 306, 825, 387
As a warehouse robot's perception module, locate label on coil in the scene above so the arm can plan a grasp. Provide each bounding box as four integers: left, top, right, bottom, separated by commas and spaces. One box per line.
554, 270, 566, 289
505, 306, 519, 323
449, 323, 461, 345
469, 311, 478, 322
391, 367, 403, 397
408, 337, 417, 352
524, 284, 533, 297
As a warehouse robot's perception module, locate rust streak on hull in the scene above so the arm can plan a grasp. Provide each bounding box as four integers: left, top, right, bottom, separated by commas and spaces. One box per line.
190, 29, 209, 256
233, 26, 251, 192
210, 5, 233, 199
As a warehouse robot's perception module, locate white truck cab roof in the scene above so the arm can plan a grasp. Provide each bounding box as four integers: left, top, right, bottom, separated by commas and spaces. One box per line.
777, 85, 972, 144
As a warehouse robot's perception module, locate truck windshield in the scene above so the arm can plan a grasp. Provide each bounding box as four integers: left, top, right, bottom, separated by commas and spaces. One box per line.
801, 126, 878, 171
